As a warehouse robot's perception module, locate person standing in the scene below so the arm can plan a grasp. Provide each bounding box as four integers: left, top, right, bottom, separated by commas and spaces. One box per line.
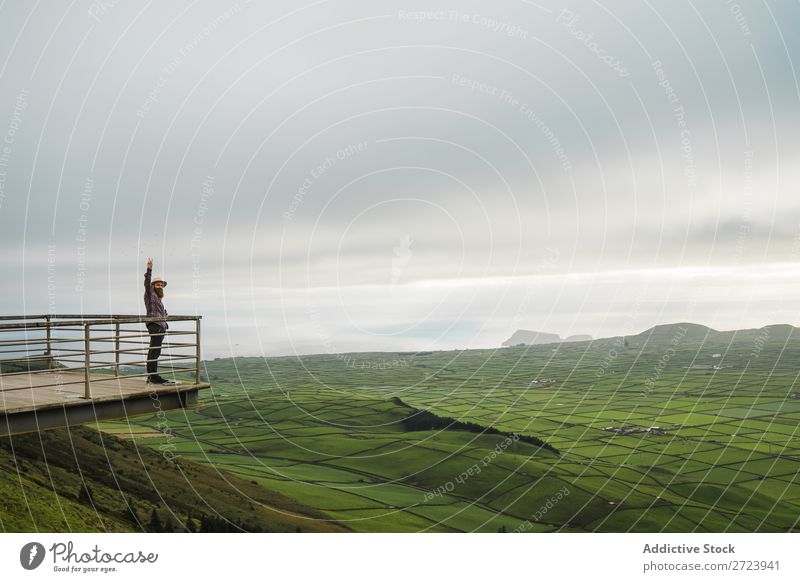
144, 258, 177, 385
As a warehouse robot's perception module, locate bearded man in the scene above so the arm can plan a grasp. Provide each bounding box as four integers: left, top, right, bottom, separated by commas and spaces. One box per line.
143, 258, 177, 385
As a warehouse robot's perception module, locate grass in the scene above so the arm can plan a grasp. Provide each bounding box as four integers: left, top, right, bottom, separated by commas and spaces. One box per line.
7, 322, 800, 532
0, 425, 348, 532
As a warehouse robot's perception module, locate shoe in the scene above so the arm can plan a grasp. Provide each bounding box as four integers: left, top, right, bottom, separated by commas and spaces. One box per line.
146, 376, 166, 384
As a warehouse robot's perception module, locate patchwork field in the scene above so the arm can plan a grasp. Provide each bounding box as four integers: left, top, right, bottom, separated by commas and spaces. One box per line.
93, 323, 800, 532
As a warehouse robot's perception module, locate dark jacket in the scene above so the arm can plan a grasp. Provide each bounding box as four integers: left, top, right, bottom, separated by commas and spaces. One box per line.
144, 267, 169, 331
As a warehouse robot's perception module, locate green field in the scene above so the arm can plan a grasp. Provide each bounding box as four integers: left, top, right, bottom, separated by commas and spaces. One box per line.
87, 322, 800, 532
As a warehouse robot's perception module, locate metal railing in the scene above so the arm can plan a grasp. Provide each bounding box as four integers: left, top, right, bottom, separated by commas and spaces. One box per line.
0, 314, 202, 399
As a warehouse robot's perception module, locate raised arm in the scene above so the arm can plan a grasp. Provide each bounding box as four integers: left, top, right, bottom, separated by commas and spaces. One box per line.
144, 257, 153, 295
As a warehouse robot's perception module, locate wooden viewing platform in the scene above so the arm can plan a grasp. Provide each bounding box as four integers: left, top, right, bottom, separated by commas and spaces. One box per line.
0, 314, 210, 436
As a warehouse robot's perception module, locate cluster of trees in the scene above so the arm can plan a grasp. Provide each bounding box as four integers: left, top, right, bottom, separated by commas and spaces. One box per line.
392, 398, 559, 455
75, 485, 273, 533
144, 508, 274, 533
0, 355, 63, 373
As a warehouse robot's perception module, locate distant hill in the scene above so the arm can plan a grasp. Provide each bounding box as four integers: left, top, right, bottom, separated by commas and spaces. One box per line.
502, 330, 592, 347
631, 322, 715, 342
628, 322, 800, 347
502, 322, 800, 351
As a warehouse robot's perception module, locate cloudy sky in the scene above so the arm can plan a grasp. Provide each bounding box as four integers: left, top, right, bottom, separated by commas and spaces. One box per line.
1, 0, 799, 357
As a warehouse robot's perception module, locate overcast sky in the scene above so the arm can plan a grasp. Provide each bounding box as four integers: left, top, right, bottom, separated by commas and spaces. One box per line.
1, 0, 799, 357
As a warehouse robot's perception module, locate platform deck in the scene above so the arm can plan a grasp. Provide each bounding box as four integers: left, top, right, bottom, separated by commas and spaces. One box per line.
0, 370, 210, 435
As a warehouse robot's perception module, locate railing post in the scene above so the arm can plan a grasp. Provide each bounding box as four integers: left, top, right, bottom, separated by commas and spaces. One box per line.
45, 315, 52, 369
195, 317, 201, 385
84, 323, 91, 399
115, 321, 121, 376
45, 315, 51, 354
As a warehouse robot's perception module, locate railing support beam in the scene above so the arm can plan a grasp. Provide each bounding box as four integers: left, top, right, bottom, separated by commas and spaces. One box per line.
195, 318, 201, 385
83, 324, 91, 399
45, 315, 52, 369
115, 321, 120, 376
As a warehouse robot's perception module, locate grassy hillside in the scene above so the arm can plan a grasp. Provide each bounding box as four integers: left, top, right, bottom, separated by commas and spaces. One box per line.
170, 324, 800, 531
93, 390, 556, 532
9, 321, 800, 532
0, 426, 348, 532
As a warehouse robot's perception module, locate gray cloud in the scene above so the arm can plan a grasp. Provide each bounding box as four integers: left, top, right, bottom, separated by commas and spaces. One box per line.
1, 0, 799, 355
